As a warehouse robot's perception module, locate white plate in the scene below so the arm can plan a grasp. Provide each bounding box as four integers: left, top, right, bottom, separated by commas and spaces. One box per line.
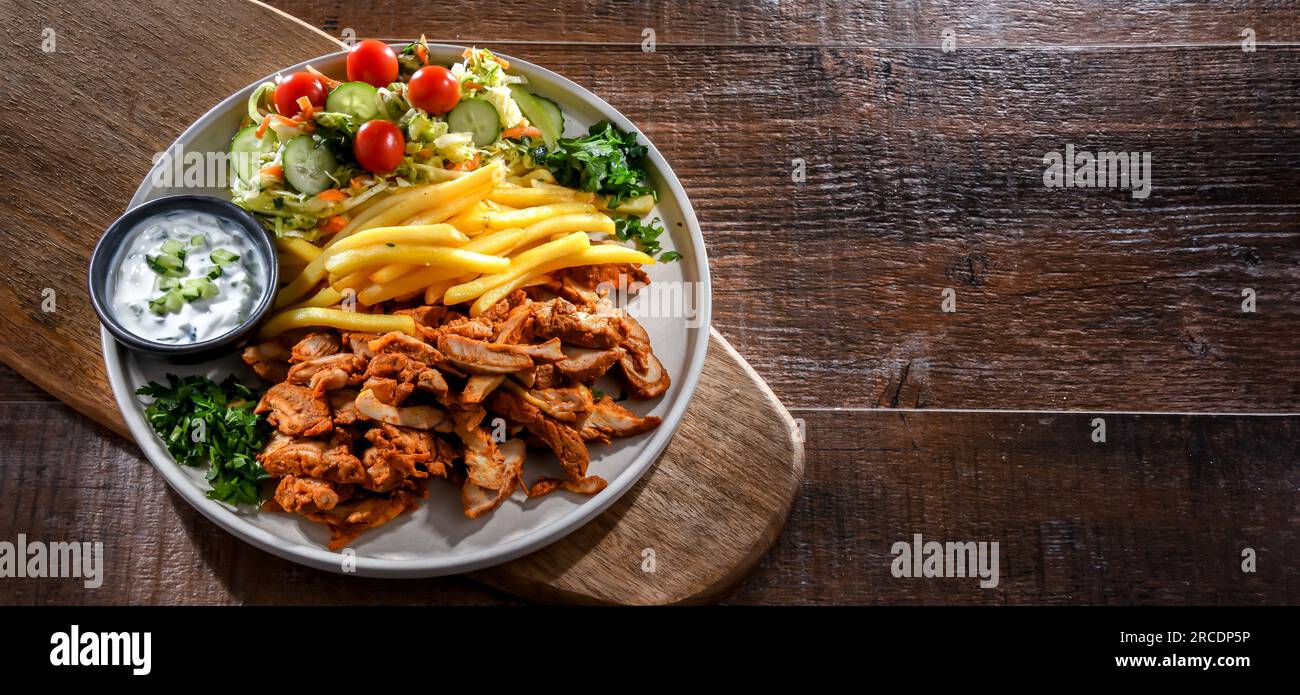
101, 44, 711, 577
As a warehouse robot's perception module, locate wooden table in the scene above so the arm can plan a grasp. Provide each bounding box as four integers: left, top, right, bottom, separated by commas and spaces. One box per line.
3, 1, 1298, 604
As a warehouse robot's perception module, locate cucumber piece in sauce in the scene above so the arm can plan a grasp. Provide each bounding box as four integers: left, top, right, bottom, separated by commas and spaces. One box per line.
326, 81, 381, 123
447, 98, 502, 147
282, 135, 337, 194
229, 124, 278, 185
509, 85, 564, 147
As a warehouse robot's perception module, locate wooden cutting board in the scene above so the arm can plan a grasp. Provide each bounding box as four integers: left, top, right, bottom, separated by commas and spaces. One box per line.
0, 0, 803, 604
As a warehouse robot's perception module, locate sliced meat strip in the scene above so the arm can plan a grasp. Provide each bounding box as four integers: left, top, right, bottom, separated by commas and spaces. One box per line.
462, 375, 505, 405
242, 340, 290, 383
439, 316, 495, 340
618, 312, 670, 399
259, 431, 368, 484
289, 331, 341, 363
327, 389, 361, 425
532, 298, 627, 348
273, 475, 350, 514
461, 438, 525, 519
521, 474, 608, 499
361, 423, 435, 492
287, 353, 366, 386
368, 331, 444, 366
522, 384, 593, 423
491, 302, 535, 344
416, 368, 449, 399
362, 376, 414, 406
516, 338, 566, 363
488, 389, 590, 480
556, 346, 626, 383
449, 406, 511, 491
302, 482, 426, 551
354, 389, 447, 430
579, 397, 662, 444
345, 332, 381, 359
532, 364, 558, 390
437, 334, 533, 374
364, 352, 425, 383
255, 383, 332, 437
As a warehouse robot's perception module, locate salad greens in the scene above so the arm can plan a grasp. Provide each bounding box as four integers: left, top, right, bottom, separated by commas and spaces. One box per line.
615, 215, 681, 262
533, 121, 656, 206
136, 374, 270, 505
229, 43, 680, 261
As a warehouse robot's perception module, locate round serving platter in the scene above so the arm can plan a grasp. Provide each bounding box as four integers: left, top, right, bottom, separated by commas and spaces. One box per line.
100, 44, 711, 577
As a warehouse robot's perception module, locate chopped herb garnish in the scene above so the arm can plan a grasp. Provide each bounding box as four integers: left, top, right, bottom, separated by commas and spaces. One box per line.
614, 215, 680, 262
535, 121, 657, 206
136, 374, 270, 505
590, 386, 606, 400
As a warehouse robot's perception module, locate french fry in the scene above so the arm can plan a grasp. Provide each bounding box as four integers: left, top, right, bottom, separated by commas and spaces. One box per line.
292, 286, 345, 309
443, 232, 590, 305
324, 244, 510, 278
324, 224, 468, 254
502, 213, 615, 256
257, 307, 417, 340
355, 230, 526, 305
331, 183, 428, 241
470, 244, 655, 316
276, 236, 322, 264
369, 263, 416, 284
362, 161, 503, 230
484, 202, 596, 231
330, 268, 375, 292
446, 201, 491, 235
423, 275, 470, 305
487, 185, 595, 208
522, 167, 557, 184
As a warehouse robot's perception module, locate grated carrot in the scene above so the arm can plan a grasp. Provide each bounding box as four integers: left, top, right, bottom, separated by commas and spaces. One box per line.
317, 188, 347, 202
501, 125, 542, 140
319, 215, 348, 234
260, 164, 283, 179
255, 114, 272, 139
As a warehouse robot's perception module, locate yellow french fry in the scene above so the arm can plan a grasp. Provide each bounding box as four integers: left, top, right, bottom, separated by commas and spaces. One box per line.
501, 213, 614, 257
357, 161, 503, 232
484, 202, 596, 231
257, 308, 417, 340
292, 286, 345, 310
330, 268, 375, 292
324, 244, 509, 278
325, 224, 468, 254
424, 275, 471, 305
488, 185, 595, 208
369, 263, 417, 284
276, 236, 323, 264
470, 244, 655, 316
352, 228, 528, 306
443, 232, 590, 305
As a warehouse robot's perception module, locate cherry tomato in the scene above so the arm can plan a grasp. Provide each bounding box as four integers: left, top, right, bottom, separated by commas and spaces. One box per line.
408, 65, 461, 115
274, 72, 325, 117
347, 39, 399, 88
354, 119, 405, 173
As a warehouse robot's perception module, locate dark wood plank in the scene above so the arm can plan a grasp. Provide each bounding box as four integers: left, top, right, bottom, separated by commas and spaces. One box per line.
268, 0, 1300, 46
4, 401, 1293, 604
726, 410, 1300, 604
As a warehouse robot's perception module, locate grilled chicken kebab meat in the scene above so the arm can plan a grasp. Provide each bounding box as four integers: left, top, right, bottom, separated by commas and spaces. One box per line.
241, 264, 668, 550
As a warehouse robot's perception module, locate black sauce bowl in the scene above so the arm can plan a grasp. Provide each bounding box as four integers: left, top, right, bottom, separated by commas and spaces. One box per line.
88, 195, 279, 363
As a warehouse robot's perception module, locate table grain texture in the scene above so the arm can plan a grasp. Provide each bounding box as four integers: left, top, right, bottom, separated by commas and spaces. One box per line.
2, 0, 1298, 604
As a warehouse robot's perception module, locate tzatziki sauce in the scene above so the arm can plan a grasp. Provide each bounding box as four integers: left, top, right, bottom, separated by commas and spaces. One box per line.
111, 209, 264, 344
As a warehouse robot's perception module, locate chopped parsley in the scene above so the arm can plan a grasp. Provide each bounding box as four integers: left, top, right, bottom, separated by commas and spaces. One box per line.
533, 121, 656, 206
136, 374, 270, 505
615, 215, 681, 262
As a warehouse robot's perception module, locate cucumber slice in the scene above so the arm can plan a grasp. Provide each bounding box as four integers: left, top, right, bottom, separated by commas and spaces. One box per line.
447, 98, 502, 147
326, 81, 381, 122
229, 125, 278, 184
282, 135, 337, 194
509, 85, 563, 147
